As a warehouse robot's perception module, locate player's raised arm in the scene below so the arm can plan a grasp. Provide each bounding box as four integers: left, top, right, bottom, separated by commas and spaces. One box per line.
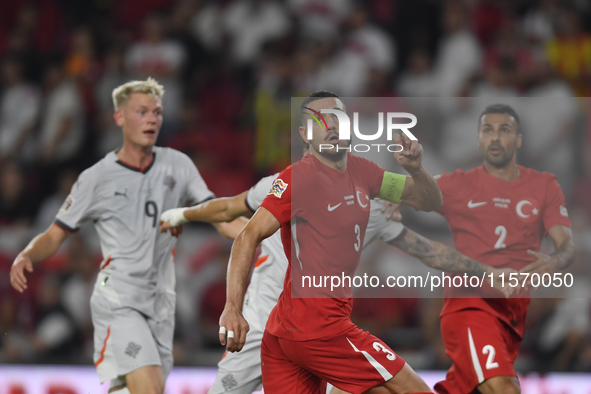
159, 191, 250, 231
391, 229, 517, 297
10, 224, 71, 293
387, 133, 442, 212
219, 207, 280, 352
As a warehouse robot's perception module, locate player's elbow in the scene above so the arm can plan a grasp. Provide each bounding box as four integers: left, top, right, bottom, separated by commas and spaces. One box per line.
235, 224, 262, 247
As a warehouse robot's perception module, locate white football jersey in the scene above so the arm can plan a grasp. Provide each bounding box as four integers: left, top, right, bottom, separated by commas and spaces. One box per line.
55, 146, 214, 319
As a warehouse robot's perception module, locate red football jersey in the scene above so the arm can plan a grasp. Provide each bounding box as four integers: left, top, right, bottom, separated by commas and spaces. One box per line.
260, 153, 385, 341
436, 164, 572, 337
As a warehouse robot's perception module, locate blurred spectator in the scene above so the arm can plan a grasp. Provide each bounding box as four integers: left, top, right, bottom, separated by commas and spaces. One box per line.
397, 48, 435, 97
288, 0, 351, 38
0, 162, 35, 227
38, 62, 85, 165
522, 0, 560, 53
570, 140, 591, 216
254, 49, 301, 173
0, 295, 26, 363
292, 37, 335, 93
471, 59, 519, 98
64, 27, 100, 84
190, 0, 230, 53
0, 56, 40, 164
61, 236, 97, 361
522, 60, 578, 193
321, 2, 396, 96
34, 169, 78, 233
527, 208, 591, 372
110, 0, 174, 31
469, 0, 510, 48
221, 0, 291, 66
3, 275, 79, 363
545, 5, 591, 96
432, 0, 481, 97
125, 13, 186, 131
483, 21, 536, 92
32, 275, 80, 362
96, 49, 127, 156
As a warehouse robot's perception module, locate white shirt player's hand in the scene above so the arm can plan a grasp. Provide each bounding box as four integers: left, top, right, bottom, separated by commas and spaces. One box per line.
159, 208, 188, 237
377, 200, 402, 221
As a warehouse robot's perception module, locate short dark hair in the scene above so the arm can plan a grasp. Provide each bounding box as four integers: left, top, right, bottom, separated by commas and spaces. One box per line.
479, 104, 520, 127
301, 90, 341, 110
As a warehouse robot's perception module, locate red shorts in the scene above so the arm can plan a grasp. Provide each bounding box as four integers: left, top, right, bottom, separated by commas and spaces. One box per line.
434, 309, 521, 394
261, 325, 406, 394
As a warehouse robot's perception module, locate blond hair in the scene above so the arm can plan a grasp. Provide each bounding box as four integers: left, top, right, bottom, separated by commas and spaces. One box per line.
111, 77, 165, 110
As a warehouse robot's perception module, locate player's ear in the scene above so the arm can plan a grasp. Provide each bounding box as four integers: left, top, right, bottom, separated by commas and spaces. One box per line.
114, 109, 124, 127
516, 132, 522, 149
299, 125, 310, 144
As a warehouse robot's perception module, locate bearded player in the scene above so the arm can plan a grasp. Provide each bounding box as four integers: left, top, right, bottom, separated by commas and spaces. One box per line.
9, 78, 242, 394
433, 104, 575, 394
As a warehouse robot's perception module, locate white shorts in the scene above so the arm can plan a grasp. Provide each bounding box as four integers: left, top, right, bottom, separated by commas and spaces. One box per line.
208, 328, 264, 394
90, 290, 174, 386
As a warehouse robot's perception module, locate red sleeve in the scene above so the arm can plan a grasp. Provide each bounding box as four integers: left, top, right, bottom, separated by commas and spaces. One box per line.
260, 167, 292, 225
358, 157, 386, 198
543, 175, 572, 232
434, 171, 457, 216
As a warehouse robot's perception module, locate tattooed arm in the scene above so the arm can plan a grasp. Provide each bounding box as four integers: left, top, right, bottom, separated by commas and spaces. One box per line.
390, 228, 518, 297
391, 229, 489, 276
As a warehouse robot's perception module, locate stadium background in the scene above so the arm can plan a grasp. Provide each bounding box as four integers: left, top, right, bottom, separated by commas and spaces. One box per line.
0, 0, 591, 392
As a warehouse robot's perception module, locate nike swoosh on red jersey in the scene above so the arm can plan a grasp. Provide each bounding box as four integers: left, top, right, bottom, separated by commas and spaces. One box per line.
327, 203, 342, 211
467, 200, 487, 208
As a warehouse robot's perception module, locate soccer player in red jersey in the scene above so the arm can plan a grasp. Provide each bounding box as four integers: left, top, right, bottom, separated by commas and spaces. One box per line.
218, 90, 442, 394
433, 104, 576, 394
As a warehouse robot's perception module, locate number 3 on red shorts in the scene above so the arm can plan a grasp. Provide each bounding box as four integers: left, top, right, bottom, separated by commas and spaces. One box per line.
373, 342, 396, 361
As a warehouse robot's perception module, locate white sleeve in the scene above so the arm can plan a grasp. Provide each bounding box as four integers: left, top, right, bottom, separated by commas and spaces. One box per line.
54, 169, 98, 232
245, 173, 279, 212
363, 200, 407, 247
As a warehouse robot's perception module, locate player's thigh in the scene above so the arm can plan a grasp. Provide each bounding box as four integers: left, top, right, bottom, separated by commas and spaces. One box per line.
147, 312, 175, 382
438, 310, 519, 393
280, 326, 408, 394
261, 330, 324, 394
91, 294, 163, 383
209, 329, 264, 394
126, 365, 165, 394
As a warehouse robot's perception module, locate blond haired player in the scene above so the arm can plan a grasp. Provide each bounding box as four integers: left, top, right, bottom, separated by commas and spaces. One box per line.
10, 78, 242, 394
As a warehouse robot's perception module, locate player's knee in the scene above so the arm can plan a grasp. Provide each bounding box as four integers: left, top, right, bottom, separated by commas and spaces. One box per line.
478, 376, 520, 394
126, 368, 165, 394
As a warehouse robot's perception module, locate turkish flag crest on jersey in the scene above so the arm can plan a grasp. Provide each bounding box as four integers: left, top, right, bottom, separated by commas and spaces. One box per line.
355, 186, 371, 212
515, 197, 541, 223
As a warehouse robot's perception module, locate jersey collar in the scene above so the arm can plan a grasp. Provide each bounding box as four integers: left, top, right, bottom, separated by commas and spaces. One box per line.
116, 152, 156, 174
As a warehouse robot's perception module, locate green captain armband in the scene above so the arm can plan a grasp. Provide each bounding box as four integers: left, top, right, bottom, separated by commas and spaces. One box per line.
378, 171, 406, 203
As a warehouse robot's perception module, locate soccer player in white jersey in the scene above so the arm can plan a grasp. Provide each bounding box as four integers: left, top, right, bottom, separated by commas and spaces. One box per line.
161, 172, 516, 394
10, 78, 242, 394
